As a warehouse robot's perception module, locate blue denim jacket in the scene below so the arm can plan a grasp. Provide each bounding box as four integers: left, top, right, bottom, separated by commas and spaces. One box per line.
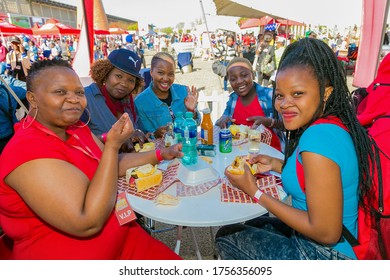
222, 82, 274, 119
134, 82, 201, 133
81, 82, 138, 136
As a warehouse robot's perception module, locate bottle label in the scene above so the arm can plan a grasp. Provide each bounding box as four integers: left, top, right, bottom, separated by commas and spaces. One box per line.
201, 129, 208, 144
184, 128, 189, 140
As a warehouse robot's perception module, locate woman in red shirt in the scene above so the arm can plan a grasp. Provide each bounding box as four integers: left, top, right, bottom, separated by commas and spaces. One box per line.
0, 59, 183, 260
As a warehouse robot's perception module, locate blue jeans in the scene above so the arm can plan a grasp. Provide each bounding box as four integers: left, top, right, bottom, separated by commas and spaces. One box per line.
215, 217, 353, 260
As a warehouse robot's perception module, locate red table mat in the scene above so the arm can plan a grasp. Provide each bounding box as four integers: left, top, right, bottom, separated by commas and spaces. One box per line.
118, 159, 220, 200
221, 174, 283, 203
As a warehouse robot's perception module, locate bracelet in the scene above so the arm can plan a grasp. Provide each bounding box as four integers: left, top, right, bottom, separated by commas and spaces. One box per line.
155, 149, 163, 162
269, 118, 275, 128
252, 189, 263, 203
101, 133, 107, 143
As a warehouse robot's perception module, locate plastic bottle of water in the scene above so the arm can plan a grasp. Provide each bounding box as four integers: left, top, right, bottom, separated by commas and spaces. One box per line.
181, 111, 198, 165
173, 111, 185, 144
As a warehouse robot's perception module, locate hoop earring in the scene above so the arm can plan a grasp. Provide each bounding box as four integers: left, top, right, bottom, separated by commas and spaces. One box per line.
22, 106, 38, 129
74, 108, 91, 128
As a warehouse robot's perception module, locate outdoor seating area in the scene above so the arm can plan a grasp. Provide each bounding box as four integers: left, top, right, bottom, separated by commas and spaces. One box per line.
1, 1, 390, 274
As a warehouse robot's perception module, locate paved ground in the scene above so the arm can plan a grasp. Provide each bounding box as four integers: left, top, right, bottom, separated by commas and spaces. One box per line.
141, 49, 356, 260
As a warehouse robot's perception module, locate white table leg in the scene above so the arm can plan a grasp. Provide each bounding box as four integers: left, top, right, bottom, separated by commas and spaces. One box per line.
190, 227, 202, 260
174, 226, 183, 255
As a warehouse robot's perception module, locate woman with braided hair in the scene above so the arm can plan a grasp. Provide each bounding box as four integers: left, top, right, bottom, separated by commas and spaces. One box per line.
215, 38, 379, 260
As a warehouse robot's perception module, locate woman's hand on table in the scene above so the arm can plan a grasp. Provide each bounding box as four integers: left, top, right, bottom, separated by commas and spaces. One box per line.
161, 143, 183, 160
184, 85, 198, 112
119, 129, 148, 153
247, 116, 271, 128
154, 125, 168, 139
224, 164, 258, 198
106, 113, 134, 150
215, 115, 235, 129
248, 154, 284, 174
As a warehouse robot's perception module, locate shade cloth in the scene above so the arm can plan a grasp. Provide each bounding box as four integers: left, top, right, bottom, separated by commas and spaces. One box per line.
33, 18, 80, 36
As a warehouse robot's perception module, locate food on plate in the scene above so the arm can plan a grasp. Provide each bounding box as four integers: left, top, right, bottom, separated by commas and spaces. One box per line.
227, 156, 257, 175
126, 164, 163, 192
134, 142, 155, 152
155, 193, 180, 206
229, 124, 249, 140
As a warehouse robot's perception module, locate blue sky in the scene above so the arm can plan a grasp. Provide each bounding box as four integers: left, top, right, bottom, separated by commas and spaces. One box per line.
57, 0, 366, 30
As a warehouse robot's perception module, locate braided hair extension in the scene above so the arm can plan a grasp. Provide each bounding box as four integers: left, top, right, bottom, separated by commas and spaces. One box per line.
274, 38, 378, 213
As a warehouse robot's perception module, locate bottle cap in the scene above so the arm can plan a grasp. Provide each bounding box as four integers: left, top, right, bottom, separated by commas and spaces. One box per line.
201, 108, 211, 114
175, 111, 183, 117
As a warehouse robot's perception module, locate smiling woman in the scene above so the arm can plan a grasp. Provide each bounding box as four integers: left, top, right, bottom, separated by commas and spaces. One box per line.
81, 49, 148, 152
215, 57, 283, 151
0, 59, 184, 260
134, 52, 200, 138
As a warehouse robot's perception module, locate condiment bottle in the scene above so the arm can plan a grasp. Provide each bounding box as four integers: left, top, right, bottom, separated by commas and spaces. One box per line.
200, 108, 213, 145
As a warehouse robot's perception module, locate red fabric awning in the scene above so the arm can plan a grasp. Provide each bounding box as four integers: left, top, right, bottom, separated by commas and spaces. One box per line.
240, 16, 276, 29
33, 18, 80, 36
0, 20, 33, 35
278, 19, 306, 26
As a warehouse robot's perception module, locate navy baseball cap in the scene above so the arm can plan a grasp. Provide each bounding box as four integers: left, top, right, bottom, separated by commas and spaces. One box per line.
108, 49, 143, 79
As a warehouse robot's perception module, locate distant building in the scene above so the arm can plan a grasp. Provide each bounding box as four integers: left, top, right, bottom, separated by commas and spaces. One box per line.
0, 0, 136, 29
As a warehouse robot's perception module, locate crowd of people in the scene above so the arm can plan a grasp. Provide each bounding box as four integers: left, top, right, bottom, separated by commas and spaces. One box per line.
0, 21, 387, 261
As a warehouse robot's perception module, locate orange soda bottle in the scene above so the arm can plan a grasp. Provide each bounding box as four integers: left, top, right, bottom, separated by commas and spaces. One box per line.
200, 108, 213, 145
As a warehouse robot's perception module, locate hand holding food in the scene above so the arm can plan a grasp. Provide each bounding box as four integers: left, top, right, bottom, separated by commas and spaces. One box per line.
226, 156, 257, 175
225, 159, 258, 197
248, 154, 282, 174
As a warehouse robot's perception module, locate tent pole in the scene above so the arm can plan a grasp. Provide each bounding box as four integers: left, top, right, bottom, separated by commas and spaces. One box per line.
199, 0, 215, 57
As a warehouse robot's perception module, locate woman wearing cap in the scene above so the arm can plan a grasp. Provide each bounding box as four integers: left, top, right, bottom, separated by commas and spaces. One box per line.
215, 57, 283, 151
82, 49, 147, 152
5, 36, 32, 82
134, 52, 200, 137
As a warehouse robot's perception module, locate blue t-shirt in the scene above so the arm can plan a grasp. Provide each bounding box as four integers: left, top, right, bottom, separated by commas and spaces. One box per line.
282, 123, 358, 259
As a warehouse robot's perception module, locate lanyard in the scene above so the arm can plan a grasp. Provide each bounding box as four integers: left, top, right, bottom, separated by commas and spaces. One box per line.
168, 106, 176, 122
27, 117, 101, 162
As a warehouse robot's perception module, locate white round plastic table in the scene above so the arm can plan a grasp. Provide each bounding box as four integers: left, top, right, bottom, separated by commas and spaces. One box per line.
126, 142, 284, 227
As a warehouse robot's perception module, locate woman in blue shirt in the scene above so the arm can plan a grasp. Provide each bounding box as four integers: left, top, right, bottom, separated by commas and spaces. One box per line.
215, 38, 379, 260
134, 52, 199, 137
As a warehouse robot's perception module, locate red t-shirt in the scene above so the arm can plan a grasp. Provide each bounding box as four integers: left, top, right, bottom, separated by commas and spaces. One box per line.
232, 96, 281, 151
0, 119, 180, 260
